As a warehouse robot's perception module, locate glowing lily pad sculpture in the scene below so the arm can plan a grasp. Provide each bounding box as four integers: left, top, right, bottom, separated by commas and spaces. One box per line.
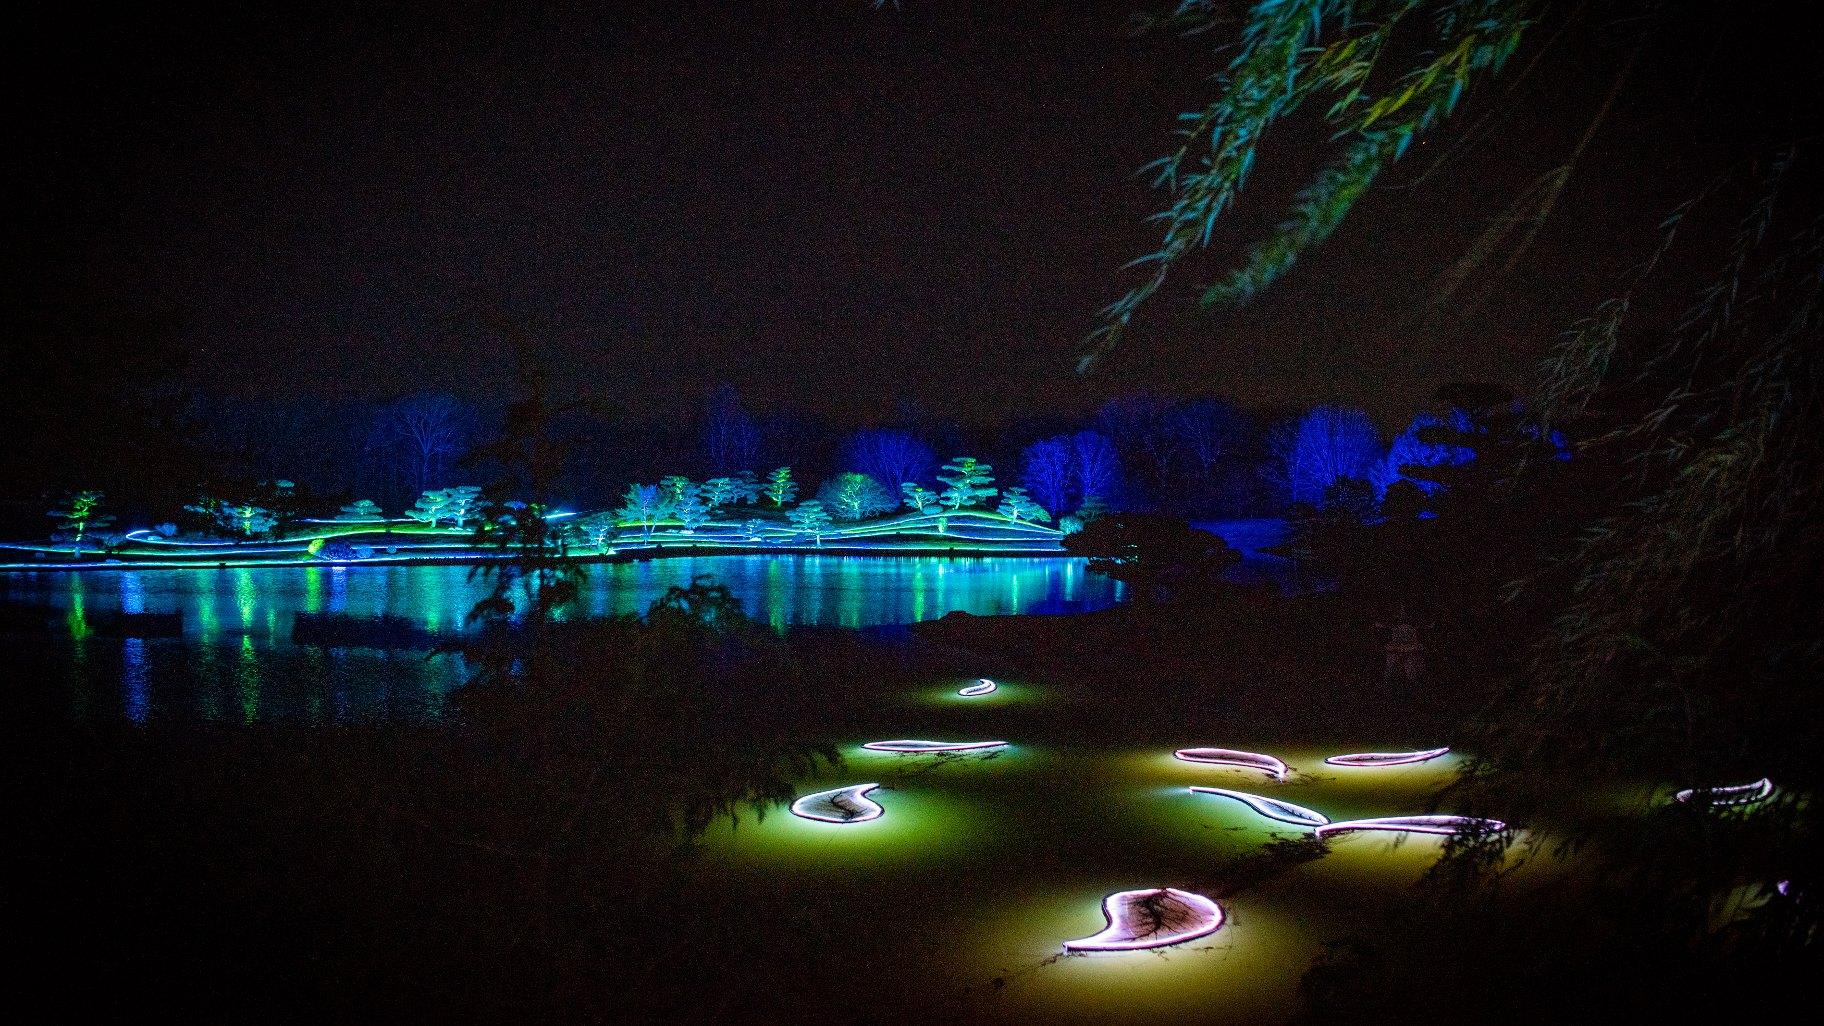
790, 783, 885, 824
1324, 747, 1451, 767
1316, 815, 1506, 839
1174, 747, 1289, 780
861, 739, 1009, 754
958, 678, 998, 697
1674, 777, 1774, 807
1063, 887, 1225, 953
1189, 786, 1330, 828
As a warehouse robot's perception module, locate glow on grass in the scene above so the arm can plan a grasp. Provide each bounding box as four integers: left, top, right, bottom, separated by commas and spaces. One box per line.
1063, 888, 1225, 953
861, 739, 1009, 753
1324, 747, 1451, 767
1174, 747, 1288, 780
789, 783, 885, 824
1315, 815, 1506, 839
958, 678, 998, 697
1674, 777, 1774, 807
1188, 786, 1329, 827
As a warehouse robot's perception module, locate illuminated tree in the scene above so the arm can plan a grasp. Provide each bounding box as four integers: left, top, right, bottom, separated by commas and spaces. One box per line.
616, 484, 672, 541
901, 481, 939, 514
787, 500, 833, 546
1020, 437, 1073, 514
936, 457, 997, 511
223, 503, 278, 538
733, 470, 764, 505
49, 490, 112, 549
997, 486, 1051, 524
817, 472, 896, 521
1276, 405, 1383, 508
574, 512, 618, 552
764, 466, 798, 507
702, 383, 760, 474
442, 485, 484, 528
660, 476, 699, 506
701, 477, 738, 512
674, 492, 710, 534
335, 499, 386, 522
838, 428, 936, 490
405, 489, 452, 526
1370, 410, 1476, 498
1071, 431, 1120, 507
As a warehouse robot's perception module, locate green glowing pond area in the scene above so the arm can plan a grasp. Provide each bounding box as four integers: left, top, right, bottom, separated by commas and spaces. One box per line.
694, 728, 1564, 1023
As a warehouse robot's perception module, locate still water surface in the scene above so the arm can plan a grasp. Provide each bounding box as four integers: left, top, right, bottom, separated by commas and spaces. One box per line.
5, 556, 1119, 722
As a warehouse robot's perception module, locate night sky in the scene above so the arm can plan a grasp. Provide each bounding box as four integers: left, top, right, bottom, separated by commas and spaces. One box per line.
11, 1, 1784, 424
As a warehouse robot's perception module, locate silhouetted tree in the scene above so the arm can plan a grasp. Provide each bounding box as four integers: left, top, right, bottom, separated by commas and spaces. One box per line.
1062, 513, 1239, 603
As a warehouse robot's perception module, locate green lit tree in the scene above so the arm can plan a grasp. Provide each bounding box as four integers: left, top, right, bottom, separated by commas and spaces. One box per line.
937, 457, 997, 511
701, 477, 738, 512
442, 485, 484, 528
660, 476, 699, 506
674, 493, 710, 534
49, 490, 113, 550
764, 466, 798, 508
787, 500, 833, 546
817, 472, 897, 521
335, 499, 386, 522
573, 512, 618, 553
997, 486, 1051, 524
901, 482, 939, 514
223, 503, 278, 538
405, 489, 452, 526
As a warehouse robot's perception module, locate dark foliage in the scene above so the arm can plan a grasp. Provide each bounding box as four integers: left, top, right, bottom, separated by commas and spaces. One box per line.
1062, 512, 1241, 603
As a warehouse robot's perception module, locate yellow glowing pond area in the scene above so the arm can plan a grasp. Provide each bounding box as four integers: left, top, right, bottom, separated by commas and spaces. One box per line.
692, 680, 1566, 1022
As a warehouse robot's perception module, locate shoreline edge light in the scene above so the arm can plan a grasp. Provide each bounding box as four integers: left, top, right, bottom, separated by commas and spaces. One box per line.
1316, 815, 1506, 839
958, 678, 998, 697
1188, 786, 1330, 827
1673, 777, 1774, 807
861, 739, 1009, 753
1324, 747, 1451, 767
1174, 747, 1289, 780
1063, 887, 1226, 953
790, 783, 885, 824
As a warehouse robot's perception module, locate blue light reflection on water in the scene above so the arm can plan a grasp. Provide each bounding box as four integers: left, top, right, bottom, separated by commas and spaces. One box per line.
4, 555, 1120, 723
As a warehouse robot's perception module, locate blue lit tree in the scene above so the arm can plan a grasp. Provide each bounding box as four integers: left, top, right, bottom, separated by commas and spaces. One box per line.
674, 492, 710, 534
702, 383, 761, 475
937, 457, 997, 511
838, 428, 936, 491
1371, 410, 1476, 498
574, 512, 618, 552
616, 483, 672, 541
1021, 437, 1073, 514
1276, 405, 1383, 508
1071, 431, 1120, 508
787, 500, 833, 546
817, 472, 897, 521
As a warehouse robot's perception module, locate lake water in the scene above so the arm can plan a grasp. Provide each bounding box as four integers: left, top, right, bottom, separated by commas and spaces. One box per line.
4, 555, 1120, 723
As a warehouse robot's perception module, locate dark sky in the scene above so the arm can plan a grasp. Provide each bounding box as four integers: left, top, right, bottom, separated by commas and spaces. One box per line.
13, 1, 1799, 425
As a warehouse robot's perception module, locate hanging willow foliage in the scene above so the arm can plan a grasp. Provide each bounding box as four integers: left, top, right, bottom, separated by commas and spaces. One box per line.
1086, 0, 1530, 368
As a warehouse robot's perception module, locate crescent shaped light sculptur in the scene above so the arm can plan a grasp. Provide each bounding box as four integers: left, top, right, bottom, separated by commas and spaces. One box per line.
1062, 888, 1226, 953
1674, 777, 1774, 807
1324, 747, 1451, 767
958, 678, 998, 697
1174, 747, 1289, 780
861, 739, 1009, 753
790, 783, 885, 824
1188, 786, 1330, 827
1316, 815, 1506, 839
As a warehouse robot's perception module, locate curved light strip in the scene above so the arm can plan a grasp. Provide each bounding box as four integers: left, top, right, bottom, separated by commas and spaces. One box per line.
789, 783, 885, 824
1324, 747, 1451, 768
1188, 786, 1329, 827
1316, 815, 1506, 838
1174, 747, 1289, 780
861, 739, 1009, 753
958, 678, 998, 697
1063, 888, 1225, 953
1674, 777, 1773, 806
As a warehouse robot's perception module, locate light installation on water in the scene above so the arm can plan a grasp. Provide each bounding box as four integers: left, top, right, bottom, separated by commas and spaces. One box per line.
1174, 747, 1289, 780
789, 783, 885, 824
1674, 777, 1774, 807
1188, 786, 1330, 827
1315, 815, 1506, 839
1063, 888, 1226, 953
861, 739, 1009, 753
1324, 747, 1451, 767
958, 678, 997, 697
